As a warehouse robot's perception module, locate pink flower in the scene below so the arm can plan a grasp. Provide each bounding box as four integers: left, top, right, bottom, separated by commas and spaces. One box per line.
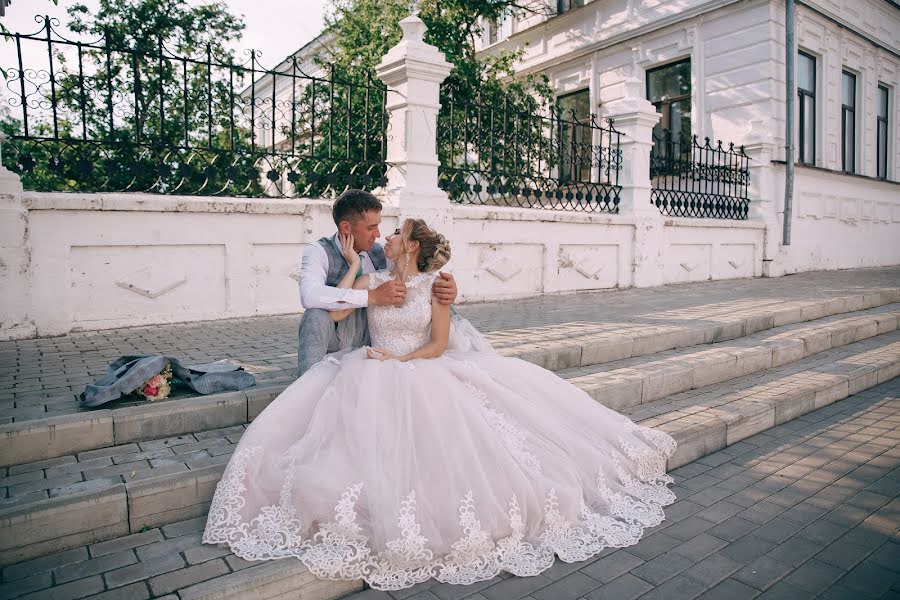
143, 384, 159, 396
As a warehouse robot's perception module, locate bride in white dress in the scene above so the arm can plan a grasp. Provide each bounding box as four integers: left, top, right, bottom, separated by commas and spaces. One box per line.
203, 218, 677, 591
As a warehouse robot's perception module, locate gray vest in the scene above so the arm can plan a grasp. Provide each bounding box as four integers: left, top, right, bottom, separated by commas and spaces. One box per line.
319, 235, 387, 285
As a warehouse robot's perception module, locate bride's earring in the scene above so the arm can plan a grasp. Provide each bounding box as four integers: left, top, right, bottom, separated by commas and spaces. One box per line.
403, 252, 410, 271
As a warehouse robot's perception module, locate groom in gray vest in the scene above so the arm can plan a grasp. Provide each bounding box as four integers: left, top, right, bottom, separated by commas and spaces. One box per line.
297, 189, 458, 376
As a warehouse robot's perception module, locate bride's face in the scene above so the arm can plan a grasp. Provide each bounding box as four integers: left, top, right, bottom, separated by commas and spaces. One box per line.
384, 221, 409, 261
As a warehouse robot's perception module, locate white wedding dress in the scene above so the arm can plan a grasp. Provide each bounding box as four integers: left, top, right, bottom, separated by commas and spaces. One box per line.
203, 271, 677, 590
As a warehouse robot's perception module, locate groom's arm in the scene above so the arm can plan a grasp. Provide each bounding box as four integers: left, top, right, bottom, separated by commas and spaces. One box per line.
299, 243, 369, 311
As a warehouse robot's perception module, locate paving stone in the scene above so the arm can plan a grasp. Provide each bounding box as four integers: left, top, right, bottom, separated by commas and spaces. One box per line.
679, 552, 742, 587
15, 575, 104, 600
754, 580, 815, 600
694, 500, 745, 524
7, 456, 77, 476
223, 555, 261, 572
816, 539, 873, 571
146, 559, 229, 596
696, 577, 760, 600
2, 547, 89, 581
581, 573, 653, 600
580, 551, 644, 584
629, 552, 694, 586
868, 541, 900, 573
782, 558, 847, 595
625, 533, 682, 561
0, 571, 52, 600
182, 544, 231, 565
659, 516, 716, 541
88, 530, 164, 558
530, 571, 599, 600
837, 560, 897, 597
634, 574, 707, 600
103, 553, 185, 589
671, 533, 728, 562
751, 516, 805, 544
79, 582, 150, 600
798, 518, 851, 545
159, 516, 208, 539
54, 551, 137, 584
134, 532, 202, 561
718, 535, 778, 565
480, 574, 551, 600
733, 555, 795, 591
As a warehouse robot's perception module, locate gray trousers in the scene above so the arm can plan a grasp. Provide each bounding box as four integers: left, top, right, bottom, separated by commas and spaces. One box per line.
297, 309, 371, 377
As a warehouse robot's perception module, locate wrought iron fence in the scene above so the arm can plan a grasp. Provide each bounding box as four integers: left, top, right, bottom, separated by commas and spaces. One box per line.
650, 129, 750, 219
1, 16, 388, 197
437, 92, 622, 213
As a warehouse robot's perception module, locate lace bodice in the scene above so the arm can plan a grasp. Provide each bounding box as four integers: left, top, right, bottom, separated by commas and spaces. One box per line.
367, 271, 438, 356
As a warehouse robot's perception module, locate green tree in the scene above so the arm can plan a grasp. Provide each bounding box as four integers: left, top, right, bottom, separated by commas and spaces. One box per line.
290, 0, 557, 199
3, 0, 264, 195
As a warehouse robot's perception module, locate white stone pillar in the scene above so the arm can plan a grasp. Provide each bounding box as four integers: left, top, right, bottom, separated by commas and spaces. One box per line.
602, 77, 665, 288
0, 132, 35, 340
744, 120, 785, 277
375, 14, 454, 232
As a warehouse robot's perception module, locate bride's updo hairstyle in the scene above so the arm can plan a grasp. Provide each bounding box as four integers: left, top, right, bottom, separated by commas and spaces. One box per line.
407, 219, 451, 272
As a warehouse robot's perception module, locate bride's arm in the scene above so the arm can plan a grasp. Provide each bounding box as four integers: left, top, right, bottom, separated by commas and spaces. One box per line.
330, 275, 370, 322
395, 298, 450, 361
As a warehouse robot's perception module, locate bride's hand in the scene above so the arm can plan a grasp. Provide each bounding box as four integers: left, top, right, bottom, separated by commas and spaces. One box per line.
367, 347, 398, 361
339, 233, 360, 267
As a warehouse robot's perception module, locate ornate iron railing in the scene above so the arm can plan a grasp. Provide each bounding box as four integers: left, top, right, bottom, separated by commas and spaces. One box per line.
1, 16, 387, 197
437, 93, 622, 212
650, 130, 750, 219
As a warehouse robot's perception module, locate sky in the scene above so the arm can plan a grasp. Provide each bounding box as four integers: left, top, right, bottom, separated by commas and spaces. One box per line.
0, 0, 329, 71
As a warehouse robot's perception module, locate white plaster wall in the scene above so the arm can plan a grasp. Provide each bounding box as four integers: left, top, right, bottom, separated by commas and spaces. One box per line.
22, 194, 348, 336
662, 218, 766, 283
449, 205, 635, 301
5, 187, 899, 339
771, 166, 900, 272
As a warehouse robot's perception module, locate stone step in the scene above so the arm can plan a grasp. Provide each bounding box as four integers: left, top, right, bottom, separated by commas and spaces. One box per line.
492, 291, 900, 371
2, 329, 898, 567
3, 307, 895, 521
0, 514, 361, 600
562, 305, 900, 410
624, 334, 900, 470
2, 379, 897, 600
3, 292, 897, 469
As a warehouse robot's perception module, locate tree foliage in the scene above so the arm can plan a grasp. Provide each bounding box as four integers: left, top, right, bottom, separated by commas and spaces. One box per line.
2, 0, 263, 195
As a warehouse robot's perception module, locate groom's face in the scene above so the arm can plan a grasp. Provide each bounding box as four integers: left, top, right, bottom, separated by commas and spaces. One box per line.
345, 210, 381, 252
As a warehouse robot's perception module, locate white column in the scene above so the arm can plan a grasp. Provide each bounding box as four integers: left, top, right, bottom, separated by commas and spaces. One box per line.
744, 120, 785, 277
0, 132, 35, 340
375, 14, 454, 232
602, 77, 665, 288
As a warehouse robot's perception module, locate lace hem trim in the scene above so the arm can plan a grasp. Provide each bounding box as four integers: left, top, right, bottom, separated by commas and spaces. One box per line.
202, 431, 677, 591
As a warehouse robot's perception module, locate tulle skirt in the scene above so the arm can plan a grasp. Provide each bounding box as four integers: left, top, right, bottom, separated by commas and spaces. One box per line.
203, 342, 677, 590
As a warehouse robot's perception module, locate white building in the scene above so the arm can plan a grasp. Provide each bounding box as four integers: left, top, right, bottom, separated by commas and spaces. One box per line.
261, 0, 899, 274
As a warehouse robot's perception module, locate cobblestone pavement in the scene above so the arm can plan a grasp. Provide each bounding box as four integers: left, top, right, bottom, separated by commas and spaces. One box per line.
339, 377, 900, 600
1, 267, 898, 419
1, 378, 896, 600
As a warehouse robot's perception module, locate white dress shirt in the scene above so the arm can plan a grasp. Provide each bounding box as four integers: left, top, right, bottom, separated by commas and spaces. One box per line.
299, 234, 378, 311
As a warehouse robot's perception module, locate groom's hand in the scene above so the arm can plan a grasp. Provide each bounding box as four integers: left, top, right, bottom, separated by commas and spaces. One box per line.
368, 279, 406, 306
433, 272, 457, 305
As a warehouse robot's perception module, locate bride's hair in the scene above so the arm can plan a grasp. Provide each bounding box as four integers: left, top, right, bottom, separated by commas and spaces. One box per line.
407, 219, 451, 272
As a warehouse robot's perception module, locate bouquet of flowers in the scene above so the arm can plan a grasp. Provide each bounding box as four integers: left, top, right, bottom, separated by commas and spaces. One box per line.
138, 363, 173, 401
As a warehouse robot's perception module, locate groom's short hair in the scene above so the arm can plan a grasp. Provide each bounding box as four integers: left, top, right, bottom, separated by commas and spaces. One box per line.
332, 189, 382, 226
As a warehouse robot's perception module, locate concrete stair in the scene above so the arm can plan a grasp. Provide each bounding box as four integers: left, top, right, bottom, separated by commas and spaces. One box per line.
2, 299, 900, 599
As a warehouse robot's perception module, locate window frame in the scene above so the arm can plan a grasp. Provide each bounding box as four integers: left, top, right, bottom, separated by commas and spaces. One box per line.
557, 0, 585, 15
556, 88, 592, 183
797, 51, 816, 165
841, 70, 857, 173
877, 84, 890, 180
646, 58, 692, 133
